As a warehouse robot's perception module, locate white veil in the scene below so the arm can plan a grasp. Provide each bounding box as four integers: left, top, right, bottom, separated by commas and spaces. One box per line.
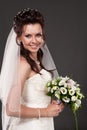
0, 28, 58, 130
0, 28, 21, 130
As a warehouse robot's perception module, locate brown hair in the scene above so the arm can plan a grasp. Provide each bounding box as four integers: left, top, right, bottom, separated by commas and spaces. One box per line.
13, 8, 46, 73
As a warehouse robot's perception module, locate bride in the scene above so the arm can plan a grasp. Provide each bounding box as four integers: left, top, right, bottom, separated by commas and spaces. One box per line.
0, 8, 64, 130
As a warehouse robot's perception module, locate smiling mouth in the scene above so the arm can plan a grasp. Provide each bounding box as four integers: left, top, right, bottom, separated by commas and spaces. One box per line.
30, 45, 39, 49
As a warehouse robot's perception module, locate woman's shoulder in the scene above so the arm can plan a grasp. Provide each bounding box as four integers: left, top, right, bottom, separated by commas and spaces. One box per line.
20, 56, 30, 66
19, 56, 31, 74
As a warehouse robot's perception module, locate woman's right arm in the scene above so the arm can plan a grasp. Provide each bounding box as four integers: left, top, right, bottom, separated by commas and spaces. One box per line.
6, 100, 64, 118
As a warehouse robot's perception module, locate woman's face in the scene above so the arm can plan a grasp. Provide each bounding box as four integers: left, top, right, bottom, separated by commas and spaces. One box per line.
19, 23, 44, 54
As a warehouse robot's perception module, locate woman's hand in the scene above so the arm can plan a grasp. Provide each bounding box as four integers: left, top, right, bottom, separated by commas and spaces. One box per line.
45, 100, 64, 117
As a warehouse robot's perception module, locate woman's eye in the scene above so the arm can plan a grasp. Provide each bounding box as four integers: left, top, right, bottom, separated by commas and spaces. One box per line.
25, 34, 31, 38
36, 33, 43, 38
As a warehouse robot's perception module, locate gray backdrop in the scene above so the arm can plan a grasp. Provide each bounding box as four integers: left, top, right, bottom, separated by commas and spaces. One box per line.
0, 0, 87, 130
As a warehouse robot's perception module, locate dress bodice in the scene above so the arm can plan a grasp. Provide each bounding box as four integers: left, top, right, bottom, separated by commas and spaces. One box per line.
22, 69, 52, 108
8, 69, 54, 130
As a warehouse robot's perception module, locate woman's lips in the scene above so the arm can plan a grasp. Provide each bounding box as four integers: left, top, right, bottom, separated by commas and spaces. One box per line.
30, 44, 40, 49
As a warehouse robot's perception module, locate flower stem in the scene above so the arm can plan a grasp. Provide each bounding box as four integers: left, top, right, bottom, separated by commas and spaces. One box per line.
73, 110, 78, 130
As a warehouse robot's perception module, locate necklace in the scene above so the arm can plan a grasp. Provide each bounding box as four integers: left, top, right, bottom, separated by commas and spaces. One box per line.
30, 55, 40, 65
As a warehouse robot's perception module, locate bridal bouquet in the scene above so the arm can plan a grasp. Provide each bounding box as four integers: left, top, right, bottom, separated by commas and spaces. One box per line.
46, 76, 84, 130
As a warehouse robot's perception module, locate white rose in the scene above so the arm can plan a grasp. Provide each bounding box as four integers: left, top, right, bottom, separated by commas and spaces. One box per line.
69, 89, 75, 96
52, 80, 55, 85
71, 86, 77, 91
62, 96, 70, 103
74, 103, 79, 110
64, 83, 67, 88
63, 76, 69, 81
59, 80, 65, 86
74, 100, 81, 110
67, 79, 76, 86
76, 99, 81, 107
60, 87, 67, 95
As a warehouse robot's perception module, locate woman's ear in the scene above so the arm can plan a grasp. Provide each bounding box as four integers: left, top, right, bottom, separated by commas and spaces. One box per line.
16, 37, 21, 45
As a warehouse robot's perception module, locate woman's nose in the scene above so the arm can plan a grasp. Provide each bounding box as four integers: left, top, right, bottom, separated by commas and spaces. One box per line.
31, 36, 37, 43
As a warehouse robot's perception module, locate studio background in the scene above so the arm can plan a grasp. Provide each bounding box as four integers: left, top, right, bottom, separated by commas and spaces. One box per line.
0, 0, 87, 130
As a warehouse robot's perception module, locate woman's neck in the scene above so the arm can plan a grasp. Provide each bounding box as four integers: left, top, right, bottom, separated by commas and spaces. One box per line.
30, 52, 38, 61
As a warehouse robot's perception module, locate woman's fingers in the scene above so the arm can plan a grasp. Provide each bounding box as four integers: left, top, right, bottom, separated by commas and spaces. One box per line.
52, 100, 59, 105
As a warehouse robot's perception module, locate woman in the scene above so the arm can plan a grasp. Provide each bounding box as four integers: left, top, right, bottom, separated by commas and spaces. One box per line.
0, 8, 64, 130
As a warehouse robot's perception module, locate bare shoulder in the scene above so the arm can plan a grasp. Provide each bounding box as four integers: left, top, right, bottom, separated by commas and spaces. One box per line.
20, 56, 30, 68
19, 56, 31, 79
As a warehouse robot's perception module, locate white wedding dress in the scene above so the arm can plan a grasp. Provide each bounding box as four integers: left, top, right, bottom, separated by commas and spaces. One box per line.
8, 69, 54, 130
